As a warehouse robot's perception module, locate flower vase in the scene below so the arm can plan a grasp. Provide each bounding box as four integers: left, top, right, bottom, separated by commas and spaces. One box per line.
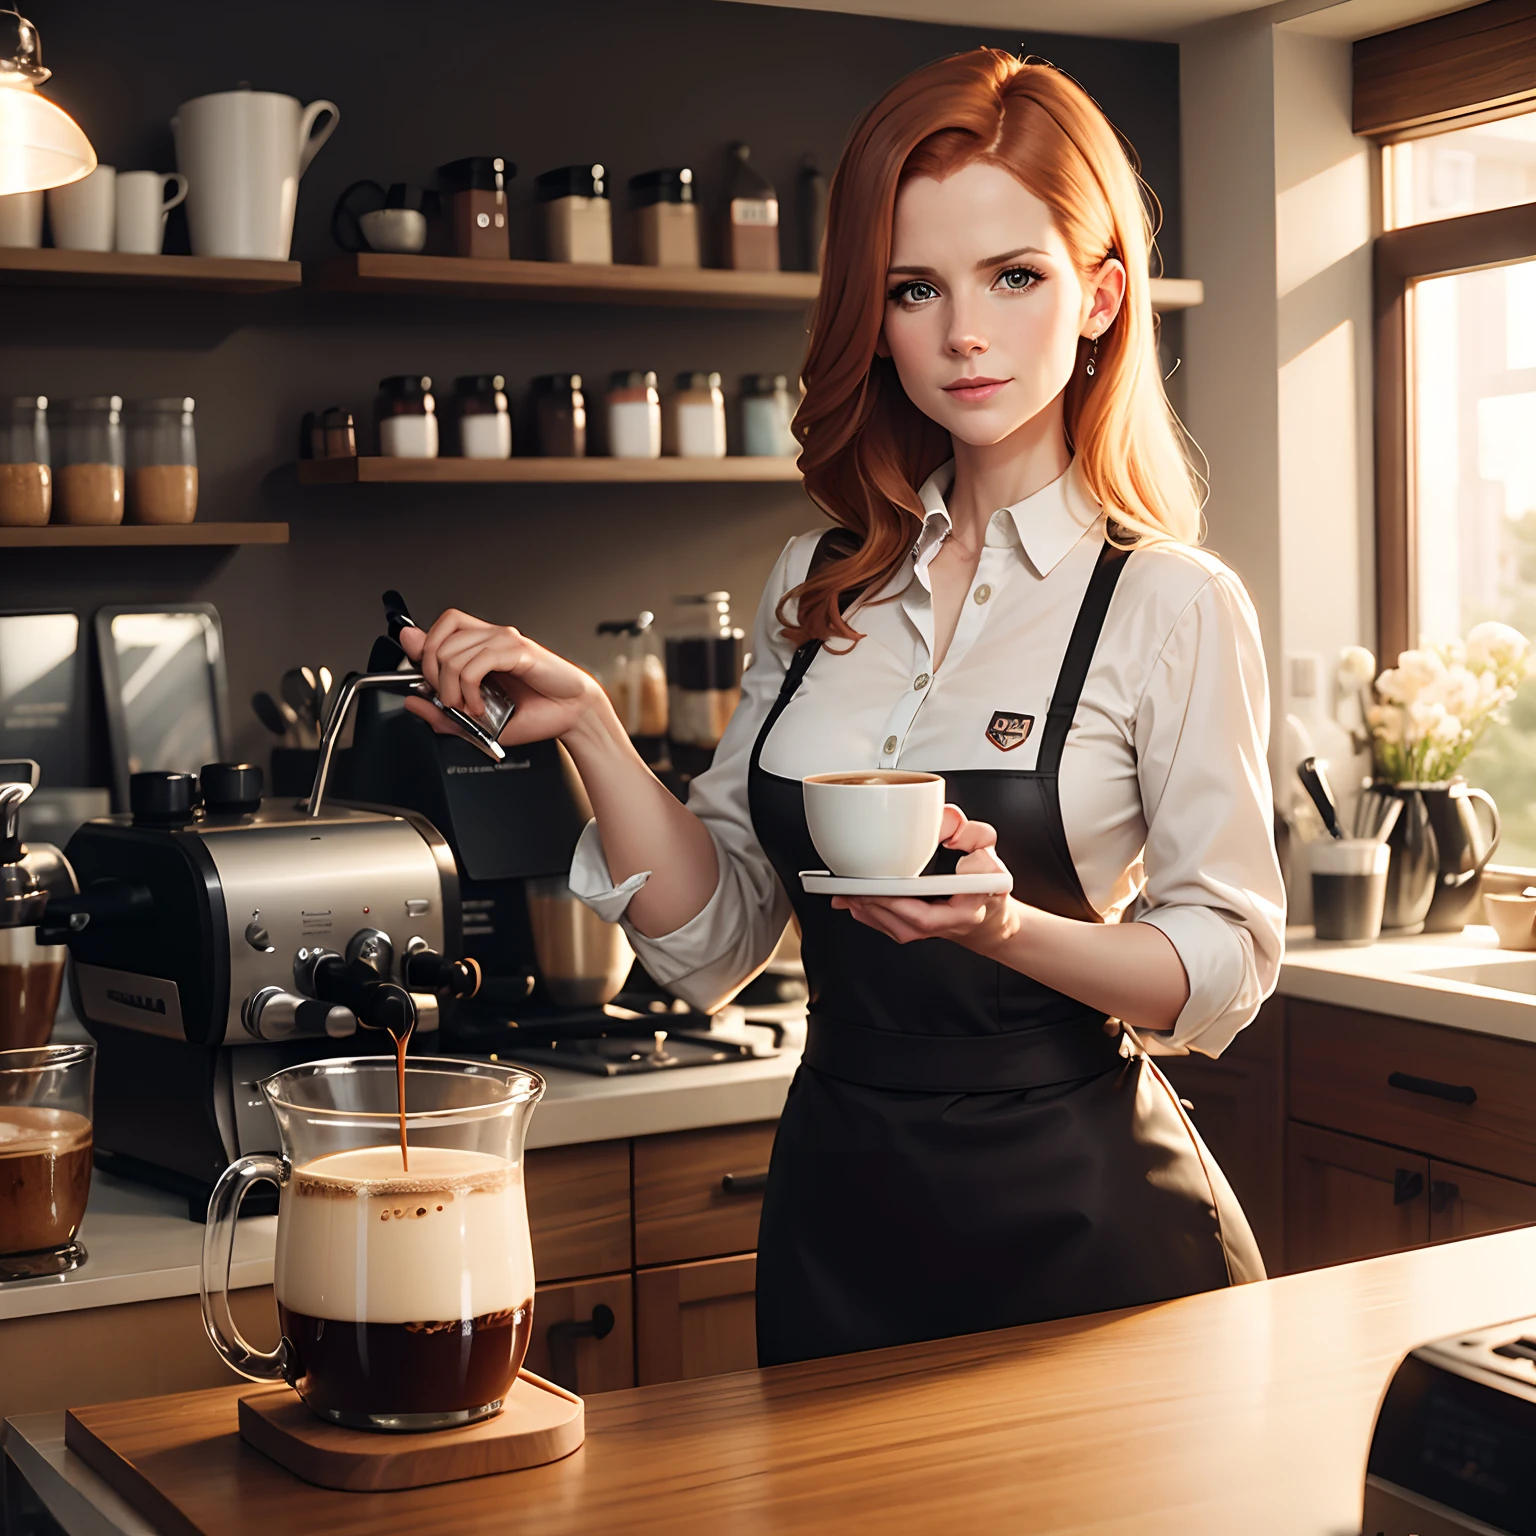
1376, 782, 1439, 933
1421, 780, 1501, 934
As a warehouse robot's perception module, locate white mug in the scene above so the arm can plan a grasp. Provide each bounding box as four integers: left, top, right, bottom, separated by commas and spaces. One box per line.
0, 190, 44, 248
48, 165, 116, 252
114, 171, 189, 255
802, 770, 946, 879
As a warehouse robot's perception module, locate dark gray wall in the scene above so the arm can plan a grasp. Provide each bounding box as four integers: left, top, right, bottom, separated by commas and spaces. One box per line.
5, 0, 1180, 785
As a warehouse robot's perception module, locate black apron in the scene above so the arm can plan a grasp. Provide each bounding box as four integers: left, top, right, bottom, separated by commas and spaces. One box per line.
747, 538, 1264, 1368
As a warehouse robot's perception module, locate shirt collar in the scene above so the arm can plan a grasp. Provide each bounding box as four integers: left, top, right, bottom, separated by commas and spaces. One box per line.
911, 458, 1103, 586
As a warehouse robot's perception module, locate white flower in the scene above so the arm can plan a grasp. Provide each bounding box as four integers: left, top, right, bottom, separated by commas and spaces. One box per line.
1379, 649, 1445, 704
1466, 621, 1529, 673
1430, 664, 1482, 718
1367, 703, 1405, 744
1431, 711, 1463, 746
1336, 646, 1376, 691
1407, 698, 1451, 743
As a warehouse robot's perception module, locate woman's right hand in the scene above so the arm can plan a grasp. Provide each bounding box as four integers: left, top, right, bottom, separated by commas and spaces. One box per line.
397, 610, 611, 749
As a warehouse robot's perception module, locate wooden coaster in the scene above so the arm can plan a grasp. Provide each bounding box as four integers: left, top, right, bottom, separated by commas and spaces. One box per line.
236, 1370, 584, 1491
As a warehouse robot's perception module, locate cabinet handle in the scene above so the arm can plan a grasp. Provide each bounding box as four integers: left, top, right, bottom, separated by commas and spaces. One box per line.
721, 1171, 769, 1195
545, 1303, 615, 1346
1387, 1071, 1477, 1106
1393, 1168, 1425, 1205
1430, 1179, 1460, 1214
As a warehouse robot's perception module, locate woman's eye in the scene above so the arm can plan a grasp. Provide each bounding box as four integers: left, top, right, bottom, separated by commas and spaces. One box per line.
889, 280, 939, 305
997, 266, 1043, 292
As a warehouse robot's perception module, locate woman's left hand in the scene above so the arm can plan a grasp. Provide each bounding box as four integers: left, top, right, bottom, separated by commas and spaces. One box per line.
830, 805, 1017, 952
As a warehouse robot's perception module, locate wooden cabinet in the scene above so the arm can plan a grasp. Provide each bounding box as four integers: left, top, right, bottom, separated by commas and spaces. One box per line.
633, 1122, 776, 1267
1429, 1161, 1536, 1242
523, 1274, 635, 1396
637, 1254, 758, 1386
1159, 997, 1286, 1272
525, 1140, 631, 1281
1285, 1123, 1429, 1270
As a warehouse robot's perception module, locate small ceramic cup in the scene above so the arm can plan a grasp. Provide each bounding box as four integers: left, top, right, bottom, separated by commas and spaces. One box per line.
1310, 838, 1391, 945
802, 770, 945, 879
1484, 892, 1536, 951
48, 166, 116, 252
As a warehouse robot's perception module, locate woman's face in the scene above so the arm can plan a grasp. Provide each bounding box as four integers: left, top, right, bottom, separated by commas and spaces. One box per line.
880, 161, 1121, 447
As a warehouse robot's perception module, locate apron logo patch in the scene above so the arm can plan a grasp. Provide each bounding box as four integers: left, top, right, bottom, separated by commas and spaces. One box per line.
985, 711, 1034, 752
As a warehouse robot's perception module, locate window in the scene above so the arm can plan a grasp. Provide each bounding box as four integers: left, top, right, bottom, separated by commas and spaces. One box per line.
1385, 111, 1536, 228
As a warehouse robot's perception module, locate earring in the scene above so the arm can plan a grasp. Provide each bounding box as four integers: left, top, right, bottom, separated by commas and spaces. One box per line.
1085, 334, 1099, 379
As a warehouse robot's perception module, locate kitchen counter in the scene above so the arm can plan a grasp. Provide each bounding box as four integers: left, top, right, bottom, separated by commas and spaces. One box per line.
0, 1048, 800, 1323
9, 1224, 1536, 1535
1279, 923, 1536, 1041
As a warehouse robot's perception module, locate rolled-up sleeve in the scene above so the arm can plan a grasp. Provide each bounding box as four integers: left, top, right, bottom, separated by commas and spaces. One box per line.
1129, 568, 1285, 1056
569, 534, 815, 1013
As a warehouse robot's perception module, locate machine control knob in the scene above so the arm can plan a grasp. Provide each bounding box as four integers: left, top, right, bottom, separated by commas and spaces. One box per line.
403, 946, 481, 999
345, 927, 394, 978
323, 1005, 357, 1039
130, 771, 196, 827
244, 917, 274, 953
200, 762, 263, 816
243, 986, 301, 1041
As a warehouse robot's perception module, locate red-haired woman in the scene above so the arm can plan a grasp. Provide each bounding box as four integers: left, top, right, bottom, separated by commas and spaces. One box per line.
402, 50, 1284, 1367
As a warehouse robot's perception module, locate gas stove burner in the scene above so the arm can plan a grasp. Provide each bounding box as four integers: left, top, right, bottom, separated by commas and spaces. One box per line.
503, 1026, 760, 1077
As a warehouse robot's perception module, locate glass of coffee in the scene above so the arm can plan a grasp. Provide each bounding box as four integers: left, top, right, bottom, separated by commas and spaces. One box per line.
201, 1055, 544, 1433
0, 1042, 94, 1281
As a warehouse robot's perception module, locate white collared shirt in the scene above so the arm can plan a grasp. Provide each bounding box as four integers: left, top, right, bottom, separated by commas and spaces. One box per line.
572, 460, 1286, 1056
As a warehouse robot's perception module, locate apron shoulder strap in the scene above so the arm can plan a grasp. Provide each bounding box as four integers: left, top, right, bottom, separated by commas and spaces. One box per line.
776, 525, 862, 699
1035, 540, 1131, 775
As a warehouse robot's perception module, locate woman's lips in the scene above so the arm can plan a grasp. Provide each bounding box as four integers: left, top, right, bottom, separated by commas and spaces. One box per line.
942, 377, 1010, 403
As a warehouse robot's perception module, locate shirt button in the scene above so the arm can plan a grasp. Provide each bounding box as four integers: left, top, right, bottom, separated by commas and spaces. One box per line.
914, 673, 930, 691
974, 584, 992, 605
883, 735, 898, 755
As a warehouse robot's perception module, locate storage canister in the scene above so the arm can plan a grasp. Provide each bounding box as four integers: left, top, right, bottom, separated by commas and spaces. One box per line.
724, 143, 779, 272
55, 396, 124, 526
536, 164, 612, 265
126, 397, 197, 524
533, 374, 586, 458
666, 591, 744, 778
667, 372, 726, 459
375, 376, 438, 458
740, 374, 798, 457
451, 375, 512, 459
630, 168, 700, 268
0, 396, 50, 527
606, 371, 661, 460
437, 157, 512, 259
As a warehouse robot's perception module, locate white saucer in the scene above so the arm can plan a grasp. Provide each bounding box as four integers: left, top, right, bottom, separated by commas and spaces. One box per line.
799, 870, 1013, 897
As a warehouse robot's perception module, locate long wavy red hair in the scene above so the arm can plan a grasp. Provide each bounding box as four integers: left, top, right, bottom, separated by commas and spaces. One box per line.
781, 49, 1203, 648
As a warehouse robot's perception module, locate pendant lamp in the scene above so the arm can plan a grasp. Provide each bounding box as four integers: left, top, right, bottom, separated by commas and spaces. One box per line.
0, 8, 94, 196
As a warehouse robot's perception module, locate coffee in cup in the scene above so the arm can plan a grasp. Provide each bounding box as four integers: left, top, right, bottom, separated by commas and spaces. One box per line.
803, 769, 945, 879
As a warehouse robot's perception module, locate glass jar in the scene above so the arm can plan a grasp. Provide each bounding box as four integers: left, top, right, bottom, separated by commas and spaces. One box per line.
436, 157, 512, 259
740, 374, 799, 458
0, 396, 50, 528
125, 397, 197, 525
725, 143, 779, 272
533, 374, 586, 458
451, 374, 512, 459
666, 592, 744, 777
630, 168, 700, 268
536, 164, 612, 265
606, 371, 661, 460
322, 406, 356, 459
596, 611, 668, 760
55, 396, 124, 526
666, 372, 726, 459
375, 376, 438, 459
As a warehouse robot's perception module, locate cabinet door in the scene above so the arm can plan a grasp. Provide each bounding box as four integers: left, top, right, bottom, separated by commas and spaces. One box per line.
523, 1273, 635, 1396
636, 1253, 758, 1386
633, 1123, 776, 1267
1429, 1162, 1536, 1243
1286, 1123, 1430, 1271
1158, 997, 1285, 1272
525, 1141, 632, 1282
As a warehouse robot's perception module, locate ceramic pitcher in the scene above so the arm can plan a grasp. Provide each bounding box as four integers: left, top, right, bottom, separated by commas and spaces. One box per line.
1377, 782, 1439, 933
172, 88, 339, 260
1421, 780, 1501, 934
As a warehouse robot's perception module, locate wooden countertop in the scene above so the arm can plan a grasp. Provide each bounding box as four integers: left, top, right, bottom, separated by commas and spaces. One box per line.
33, 1225, 1536, 1535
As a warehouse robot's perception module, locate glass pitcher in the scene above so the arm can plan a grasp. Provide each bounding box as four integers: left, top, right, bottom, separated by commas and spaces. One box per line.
201, 1055, 544, 1432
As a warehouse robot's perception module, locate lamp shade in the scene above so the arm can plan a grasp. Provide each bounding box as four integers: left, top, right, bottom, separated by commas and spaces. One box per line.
0, 81, 94, 194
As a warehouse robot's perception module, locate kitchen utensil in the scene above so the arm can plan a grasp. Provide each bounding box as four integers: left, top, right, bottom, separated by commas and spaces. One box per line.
1371, 796, 1402, 843
1296, 757, 1344, 840
172, 88, 339, 260
1421, 780, 1502, 934
47, 165, 114, 251
1309, 838, 1390, 943
0, 189, 43, 248
525, 873, 633, 1008
1375, 782, 1440, 933
331, 179, 429, 255
114, 170, 188, 255
252, 691, 290, 740
800, 869, 1012, 897
803, 770, 947, 880
1483, 891, 1536, 951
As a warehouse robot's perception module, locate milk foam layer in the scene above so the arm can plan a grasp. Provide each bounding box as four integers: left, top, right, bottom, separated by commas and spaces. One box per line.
275, 1146, 532, 1325
0, 1108, 92, 1156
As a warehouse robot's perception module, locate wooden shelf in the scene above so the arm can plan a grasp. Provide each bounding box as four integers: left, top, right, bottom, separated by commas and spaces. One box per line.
296, 456, 802, 486
1151, 277, 1204, 312
0, 522, 289, 547
0, 248, 300, 293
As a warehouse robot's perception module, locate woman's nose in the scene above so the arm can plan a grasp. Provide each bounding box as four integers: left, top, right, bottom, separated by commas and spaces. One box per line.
945, 320, 989, 357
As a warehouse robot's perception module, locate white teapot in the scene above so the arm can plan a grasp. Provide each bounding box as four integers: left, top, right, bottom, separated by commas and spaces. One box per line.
172, 87, 339, 260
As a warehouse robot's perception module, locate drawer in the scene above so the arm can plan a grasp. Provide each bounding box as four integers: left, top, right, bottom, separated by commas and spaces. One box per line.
524, 1273, 635, 1396
1288, 1000, 1536, 1183
633, 1122, 777, 1267
526, 1141, 632, 1282
636, 1254, 758, 1386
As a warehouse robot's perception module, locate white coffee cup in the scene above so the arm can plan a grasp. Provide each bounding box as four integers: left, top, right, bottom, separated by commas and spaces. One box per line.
48, 165, 116, 252
114, 171, 189, 255
0, 190, 44, 248
803, 770, 946, 879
